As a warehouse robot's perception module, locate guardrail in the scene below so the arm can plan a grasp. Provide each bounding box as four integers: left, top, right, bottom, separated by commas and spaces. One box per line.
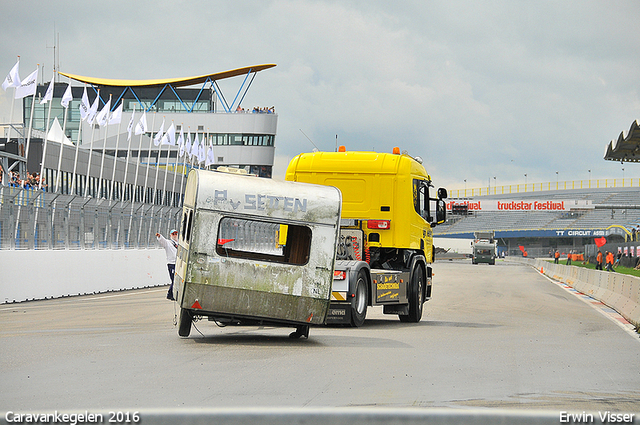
512, 257, 640, 330
450, 178, 640, 199
0, 186, 181, 250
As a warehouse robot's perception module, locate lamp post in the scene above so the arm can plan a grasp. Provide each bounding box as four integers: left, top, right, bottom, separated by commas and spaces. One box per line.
588, 169, 591, 189
493, 176, 496, 194
556, 171, 558, 189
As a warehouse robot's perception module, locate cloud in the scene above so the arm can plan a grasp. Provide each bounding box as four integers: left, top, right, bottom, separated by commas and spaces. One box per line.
1, 0, 639, 191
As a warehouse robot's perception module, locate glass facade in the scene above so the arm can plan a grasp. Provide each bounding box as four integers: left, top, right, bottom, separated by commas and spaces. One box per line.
25, 85, 275, 152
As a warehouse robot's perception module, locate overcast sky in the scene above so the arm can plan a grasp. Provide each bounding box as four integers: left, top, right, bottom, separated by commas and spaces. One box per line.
1, 0, 639, 191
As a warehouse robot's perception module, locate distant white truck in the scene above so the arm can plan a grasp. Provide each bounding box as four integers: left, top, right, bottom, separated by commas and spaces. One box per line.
471, 231, 496, 265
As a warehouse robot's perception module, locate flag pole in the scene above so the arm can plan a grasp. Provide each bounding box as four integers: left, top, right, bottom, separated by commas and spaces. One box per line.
148, 117, 165, 243
70, 112, 84, 195
138, 112, 157, 246
109, 103, 125, 201
6, 56, 19, 166
170, 123, 183, 208
126, 107, 144, 247
38, 74, 55, 190
161, 120, 175, 206
54, 80, 72, 193
177, 147, 187, 207
178, 127, 192, 208
14, 63, 39, 242
97, 94, 112, 198
83, 89, 100, 198
120, 105, 136, 202
22, 64, 40, 182
141, 112, 157, 204
151, 117, 165, 206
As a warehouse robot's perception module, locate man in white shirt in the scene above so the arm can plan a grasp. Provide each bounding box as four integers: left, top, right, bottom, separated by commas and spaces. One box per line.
156, 229, 178, 300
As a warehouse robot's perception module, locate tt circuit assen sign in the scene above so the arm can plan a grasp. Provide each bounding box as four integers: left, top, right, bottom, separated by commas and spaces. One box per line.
447, 199, 593, 212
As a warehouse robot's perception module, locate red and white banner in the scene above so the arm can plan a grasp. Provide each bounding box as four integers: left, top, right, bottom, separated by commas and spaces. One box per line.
447, 199, 593, 212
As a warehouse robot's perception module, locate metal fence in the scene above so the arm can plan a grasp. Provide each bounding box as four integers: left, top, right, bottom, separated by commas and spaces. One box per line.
0, 186, 181, 250
450, 178, 640, 198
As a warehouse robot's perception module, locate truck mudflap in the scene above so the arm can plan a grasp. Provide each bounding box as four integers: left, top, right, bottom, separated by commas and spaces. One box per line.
371, 269, 409, 304
326, 301, 352, 325
326, 260, 370, 326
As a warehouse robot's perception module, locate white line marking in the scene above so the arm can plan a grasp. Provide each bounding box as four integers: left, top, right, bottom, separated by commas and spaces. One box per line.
537, 270, 640, 343
0, 288, 167, 311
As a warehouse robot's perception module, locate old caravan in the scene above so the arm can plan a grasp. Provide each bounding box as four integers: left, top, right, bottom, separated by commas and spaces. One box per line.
174, 169, 342, 338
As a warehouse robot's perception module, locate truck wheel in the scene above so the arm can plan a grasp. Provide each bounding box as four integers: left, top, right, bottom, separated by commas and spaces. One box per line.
400, 264, 424, 323
178, 308, 192, 337
350, 270, 368, 327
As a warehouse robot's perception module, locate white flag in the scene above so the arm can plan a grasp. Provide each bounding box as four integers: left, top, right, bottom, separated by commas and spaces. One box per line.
108, 102, 123, 125
205, 145, 215, 167
127, 106, 136, 141
14, 68, 38, 99
96, 98, 111, 127
87, 94, 100, 124
2, 60, 20, 90
191, 133, 199, 159
134, 110, 147, 135
153, 118, 165, 146
184, 132, 191, 156
162, 123, 176, 146
79, 87, 90, 121
39, 78, 54, 104
61, 83, 73, 108
177, 128, 185, 157
198, 140, 206, 163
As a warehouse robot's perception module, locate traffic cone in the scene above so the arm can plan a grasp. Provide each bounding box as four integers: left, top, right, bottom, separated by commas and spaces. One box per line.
540, 266, 544, 274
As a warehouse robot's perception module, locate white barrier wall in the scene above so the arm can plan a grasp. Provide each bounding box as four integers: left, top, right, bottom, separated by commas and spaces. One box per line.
516, 258, 640, 329
1, 249, 169, 303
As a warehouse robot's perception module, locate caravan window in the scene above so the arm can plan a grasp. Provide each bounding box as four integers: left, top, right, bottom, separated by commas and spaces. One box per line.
216, 217, 312, 265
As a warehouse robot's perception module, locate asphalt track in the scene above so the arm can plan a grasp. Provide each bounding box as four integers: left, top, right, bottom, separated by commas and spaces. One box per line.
1, 260, 639, 417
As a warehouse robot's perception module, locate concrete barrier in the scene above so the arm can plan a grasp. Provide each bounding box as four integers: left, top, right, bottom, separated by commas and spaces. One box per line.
513, 258, 640, 330
1, 249, 169, 303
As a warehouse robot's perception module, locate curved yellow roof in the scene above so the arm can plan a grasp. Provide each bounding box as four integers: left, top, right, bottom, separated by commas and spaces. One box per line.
58, 64, 276, 88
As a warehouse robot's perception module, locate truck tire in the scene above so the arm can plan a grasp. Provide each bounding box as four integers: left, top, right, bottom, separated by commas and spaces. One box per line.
350, 270, 368, 327
400, 264, 424, 323
178, 308, 193, 337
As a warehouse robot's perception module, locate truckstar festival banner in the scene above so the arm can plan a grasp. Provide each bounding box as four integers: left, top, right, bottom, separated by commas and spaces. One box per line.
447, 199, 593, 212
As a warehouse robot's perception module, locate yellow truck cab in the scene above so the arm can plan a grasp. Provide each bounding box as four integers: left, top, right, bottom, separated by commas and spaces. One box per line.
286, 147, 447, 325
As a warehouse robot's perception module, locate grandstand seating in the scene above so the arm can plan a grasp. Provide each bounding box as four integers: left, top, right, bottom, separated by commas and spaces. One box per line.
435, 187, 640, 237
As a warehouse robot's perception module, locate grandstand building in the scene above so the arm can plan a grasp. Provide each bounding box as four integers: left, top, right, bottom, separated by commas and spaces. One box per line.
435, 184, 640, 258
1, 64, 277, 198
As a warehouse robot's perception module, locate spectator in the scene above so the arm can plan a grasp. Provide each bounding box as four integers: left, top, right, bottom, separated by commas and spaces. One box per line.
156, 229, 179, 300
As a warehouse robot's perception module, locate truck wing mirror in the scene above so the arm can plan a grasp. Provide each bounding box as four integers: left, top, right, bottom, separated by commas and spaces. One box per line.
437, 187, 448, 200
435, 199, 446, 225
